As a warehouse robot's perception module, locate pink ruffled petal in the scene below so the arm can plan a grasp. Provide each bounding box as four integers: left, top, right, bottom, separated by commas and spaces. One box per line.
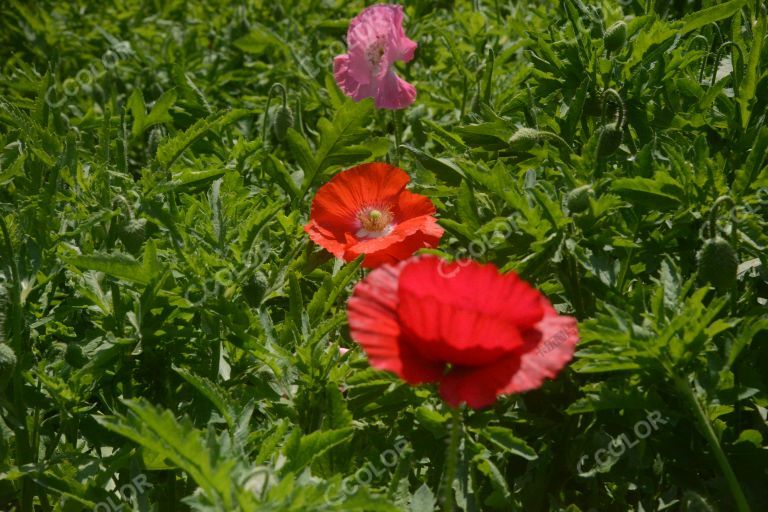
335, 4, 418, 110
375, 70, 416, 109
384, 5, 417, 61
334, 54, 375, 102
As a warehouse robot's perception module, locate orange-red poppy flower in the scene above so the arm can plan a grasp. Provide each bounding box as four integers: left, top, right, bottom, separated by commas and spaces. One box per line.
347, 255, 579, 408
304, 163, 443, 268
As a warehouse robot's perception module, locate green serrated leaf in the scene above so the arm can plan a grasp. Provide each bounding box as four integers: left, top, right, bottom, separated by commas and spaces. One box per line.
65, 252, 156, 285
476, 426, 538, 460
282, 427, 354, 474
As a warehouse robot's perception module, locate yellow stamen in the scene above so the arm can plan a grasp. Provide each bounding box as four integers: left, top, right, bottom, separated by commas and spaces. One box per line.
358, 207, 393, 233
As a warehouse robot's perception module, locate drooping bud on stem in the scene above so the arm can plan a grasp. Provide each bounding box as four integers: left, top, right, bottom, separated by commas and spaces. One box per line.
697, 196, 738, 292
0, 343, 16, 390
603, 20, 627, 54
566, 184, 594, 214
509, 127, 573, 153
273, 104, 294, 141
712, 41, 744, 92
596, 88, 625, 159
262, 83, 294, 145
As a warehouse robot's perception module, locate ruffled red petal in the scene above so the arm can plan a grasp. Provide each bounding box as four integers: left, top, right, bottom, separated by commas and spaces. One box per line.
347, 261, 443, 384
438, 300, 578, 408
500, 301, 579, 394
344, 216, 443, 268
346, 256, 579, 409
438, 354, 521, 408
307, 163, 411, 236
395, 257, 545, 364
394, 189, 437, 220
304, 220, 347, 259
305, 163, 443, 267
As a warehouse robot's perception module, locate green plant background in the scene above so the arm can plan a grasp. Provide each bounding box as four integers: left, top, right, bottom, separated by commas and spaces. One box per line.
1, 0, 767, 510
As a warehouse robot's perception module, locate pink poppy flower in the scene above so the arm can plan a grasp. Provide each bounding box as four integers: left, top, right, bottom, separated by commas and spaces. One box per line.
333, 4, 417, 110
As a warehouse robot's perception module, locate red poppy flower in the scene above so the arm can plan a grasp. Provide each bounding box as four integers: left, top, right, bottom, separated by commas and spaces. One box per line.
304, 163, 444, 268
347, 255, 579, 408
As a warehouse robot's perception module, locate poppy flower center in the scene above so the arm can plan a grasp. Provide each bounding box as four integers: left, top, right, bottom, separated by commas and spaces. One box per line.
365, 38, 387, 71
356, 207, 395, 239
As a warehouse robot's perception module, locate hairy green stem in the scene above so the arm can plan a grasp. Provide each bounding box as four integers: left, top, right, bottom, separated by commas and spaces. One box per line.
459, 53, 480, 120
675, 376, 751, 512
441, 406, 462, 512
708, 195, 735, 238
0, 215, 33, 512
392, 110, 402, 166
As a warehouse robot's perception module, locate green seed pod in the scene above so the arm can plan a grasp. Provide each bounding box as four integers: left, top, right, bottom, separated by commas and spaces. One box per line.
65, 343, 88, 369
697, 236, 738, 292
245, 271, 269, 307
509, 127, 542, 151
597, 122, 623, 159
583, 93, 603, 117
604, 21, 627, 53
146, 127, 164, 160
566, 185, 594, 214
120, 217, 146, 254
273, 105, 294, 141
0, 343, 17, 375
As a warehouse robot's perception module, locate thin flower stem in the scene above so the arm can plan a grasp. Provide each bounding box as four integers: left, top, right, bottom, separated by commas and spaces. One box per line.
262, 83, 287, 148
392, 109, 402, 166
0, 215, 34, 512
459, 53, 480, 120
708, 195, 735, 238
675, 376, 751, 512
441, 406, 462, 512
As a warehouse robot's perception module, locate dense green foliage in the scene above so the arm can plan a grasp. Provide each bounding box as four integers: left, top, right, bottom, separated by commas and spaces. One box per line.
1, 0, 768, 510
